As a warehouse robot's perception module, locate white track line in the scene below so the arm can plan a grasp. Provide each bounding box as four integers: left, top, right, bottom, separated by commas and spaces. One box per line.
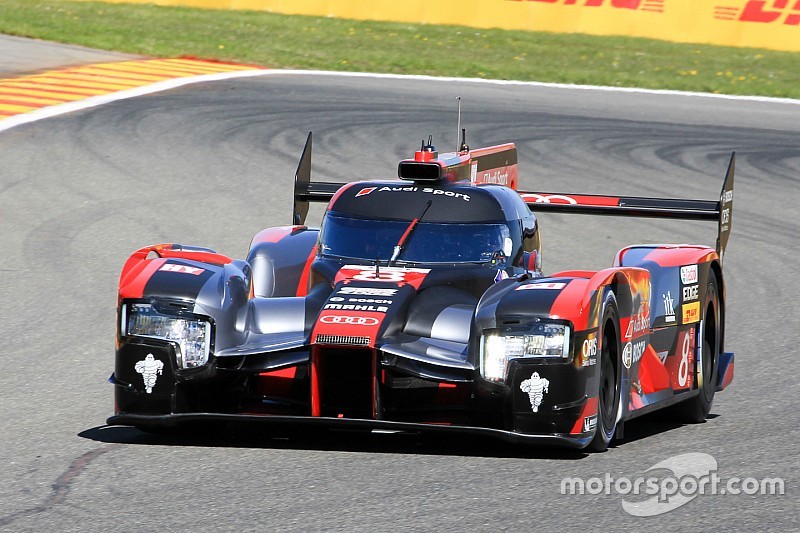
1, 68, 798, 133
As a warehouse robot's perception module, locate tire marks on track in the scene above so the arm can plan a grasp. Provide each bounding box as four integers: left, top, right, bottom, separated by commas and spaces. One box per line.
0, 444, 120, 528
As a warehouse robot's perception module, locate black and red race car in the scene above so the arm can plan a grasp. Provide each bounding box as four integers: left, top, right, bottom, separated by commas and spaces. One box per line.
108, 132, 734, 451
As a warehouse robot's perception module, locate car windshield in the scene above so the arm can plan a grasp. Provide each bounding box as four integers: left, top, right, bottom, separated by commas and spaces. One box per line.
319, 212, 511, 264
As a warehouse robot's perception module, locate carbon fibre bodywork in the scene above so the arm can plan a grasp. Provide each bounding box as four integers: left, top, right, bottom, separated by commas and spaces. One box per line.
108, 134, 734, 450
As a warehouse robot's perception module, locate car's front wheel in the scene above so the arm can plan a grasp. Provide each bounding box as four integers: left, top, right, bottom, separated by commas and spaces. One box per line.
588, 291, 621, 452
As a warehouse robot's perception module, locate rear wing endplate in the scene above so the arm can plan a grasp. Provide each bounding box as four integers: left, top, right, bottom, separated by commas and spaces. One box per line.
520, 153, 735, 263
292, 132, 342, 225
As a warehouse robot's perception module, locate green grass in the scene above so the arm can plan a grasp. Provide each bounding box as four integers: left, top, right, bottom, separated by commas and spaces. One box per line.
1, 0, 798, 98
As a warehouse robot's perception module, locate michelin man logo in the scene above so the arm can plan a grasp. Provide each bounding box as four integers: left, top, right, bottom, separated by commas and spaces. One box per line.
520, 372, 550, 412
135, 353, 164, 394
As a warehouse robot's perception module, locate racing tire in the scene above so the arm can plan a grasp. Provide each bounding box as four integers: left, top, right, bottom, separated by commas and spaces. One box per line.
588, 291, 621, 452
671, 273, 720, 423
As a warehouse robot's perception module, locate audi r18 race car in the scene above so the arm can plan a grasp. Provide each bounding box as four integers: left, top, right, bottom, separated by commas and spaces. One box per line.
108, 132, 734, 451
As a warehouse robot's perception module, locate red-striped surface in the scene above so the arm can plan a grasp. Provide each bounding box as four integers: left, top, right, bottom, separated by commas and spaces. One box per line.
0, 58, 264, 119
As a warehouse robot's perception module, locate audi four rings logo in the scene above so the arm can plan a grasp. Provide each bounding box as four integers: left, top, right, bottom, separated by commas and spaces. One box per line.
526, 193, 578, 205
320, 315, 380, 326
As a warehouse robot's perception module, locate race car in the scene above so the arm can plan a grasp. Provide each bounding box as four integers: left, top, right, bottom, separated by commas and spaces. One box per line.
108, 132, 735, 451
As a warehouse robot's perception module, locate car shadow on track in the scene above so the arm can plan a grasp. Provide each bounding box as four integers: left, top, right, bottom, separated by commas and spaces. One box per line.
610, 412, 720, 449
79, 412, 714, 459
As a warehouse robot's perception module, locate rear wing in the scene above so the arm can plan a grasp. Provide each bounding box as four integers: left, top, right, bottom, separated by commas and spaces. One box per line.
292, 133, 341, 225
519, 153, 735, 262
291, 132, 734, 262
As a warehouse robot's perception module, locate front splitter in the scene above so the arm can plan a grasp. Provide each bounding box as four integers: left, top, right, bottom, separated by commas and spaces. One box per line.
108, 413, 591, 449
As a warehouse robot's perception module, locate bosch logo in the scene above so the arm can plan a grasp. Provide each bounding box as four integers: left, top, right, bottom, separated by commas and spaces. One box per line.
320, 315, 379, 326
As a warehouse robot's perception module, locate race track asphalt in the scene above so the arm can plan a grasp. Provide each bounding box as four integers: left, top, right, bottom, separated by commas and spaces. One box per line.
0, 36, 797, 531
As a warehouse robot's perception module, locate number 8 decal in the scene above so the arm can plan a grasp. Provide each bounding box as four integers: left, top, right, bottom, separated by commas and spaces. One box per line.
678, 331, 691, 387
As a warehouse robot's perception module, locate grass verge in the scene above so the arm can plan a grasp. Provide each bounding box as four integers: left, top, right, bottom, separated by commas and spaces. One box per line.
0, 0, 798, 98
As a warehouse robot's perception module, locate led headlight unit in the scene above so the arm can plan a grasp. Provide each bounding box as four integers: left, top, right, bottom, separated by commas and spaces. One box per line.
123, 303, 211, 369
480, 322, 571, 383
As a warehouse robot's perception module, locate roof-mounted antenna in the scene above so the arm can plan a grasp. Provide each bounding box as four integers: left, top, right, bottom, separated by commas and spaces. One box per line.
460, 128, 469, 153
455, 96, 462, 152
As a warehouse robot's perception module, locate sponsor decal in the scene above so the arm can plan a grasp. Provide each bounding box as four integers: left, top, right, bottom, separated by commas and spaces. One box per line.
319, 315, 379, 326
516, 282, 567, 291
355, 187, 377, 197
680, 265, 698, 285
582, 336, 598, 367
159, 263, 205, 275
329, 297, 393, 304
721, 207, 731, 232
340, 265, 430, 284
134, 353, 164, 394
479, 169, 509, 186
722, 189, 734, 205
520, 372, 550, 413
678, 329, 695, 388
682, 284, 699, 302
714, 1, 800, 25
324, 303, 389, 313
583, 414, 598, 433
624, 310, 650, 340
682, 301, 701, 324
663, 291, 676, 322
517, 0, 665, 13
354, 185, 470, 201
525, 193, 578, 205
622, 340, 647, 369
338, 287, 398, 296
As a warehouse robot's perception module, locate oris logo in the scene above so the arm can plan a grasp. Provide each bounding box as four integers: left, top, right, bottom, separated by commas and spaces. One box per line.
582, 338, 597, 358
320, 315, 379, 326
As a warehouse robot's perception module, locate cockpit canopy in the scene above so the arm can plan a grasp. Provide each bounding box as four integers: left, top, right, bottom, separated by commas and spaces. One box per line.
319, 212, 512, 265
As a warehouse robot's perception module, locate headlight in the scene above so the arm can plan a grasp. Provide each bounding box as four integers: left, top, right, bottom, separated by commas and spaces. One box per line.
123, 303, 211, 369
480, 323, 571, 383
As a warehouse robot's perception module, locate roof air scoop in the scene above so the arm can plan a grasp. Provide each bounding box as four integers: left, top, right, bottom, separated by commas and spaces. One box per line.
399, 135, 444, 182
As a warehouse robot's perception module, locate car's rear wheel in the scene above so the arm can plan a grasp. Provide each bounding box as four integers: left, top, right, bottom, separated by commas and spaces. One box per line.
588, 291, 621, 452
672, 272, 720, 423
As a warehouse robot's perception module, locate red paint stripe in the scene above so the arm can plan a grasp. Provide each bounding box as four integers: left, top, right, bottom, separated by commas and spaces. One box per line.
6, 81, 112, 94
0, 97, 51, 108
642, 246, 716, 268
296, 245, 317, 297
310, 347, 321, 416
62, 69, 173, 84
118, 258, 167, 300
0, 89, 70, 102
0, 98, 36, 108
260, 367, 298, 379
141, 62, 238, 76
250, 226, 297, 245
548, 279, 589, 328
570, 397, 598, 435
164, 59, 254, 72
720, 360, 734, 389
0, 83, 102, 97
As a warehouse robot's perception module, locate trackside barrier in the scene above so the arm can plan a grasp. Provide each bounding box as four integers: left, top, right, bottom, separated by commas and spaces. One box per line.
77, 0, 800, 52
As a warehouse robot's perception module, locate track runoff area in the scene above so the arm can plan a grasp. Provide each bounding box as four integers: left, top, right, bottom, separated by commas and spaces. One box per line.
2, 54, 800, 135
